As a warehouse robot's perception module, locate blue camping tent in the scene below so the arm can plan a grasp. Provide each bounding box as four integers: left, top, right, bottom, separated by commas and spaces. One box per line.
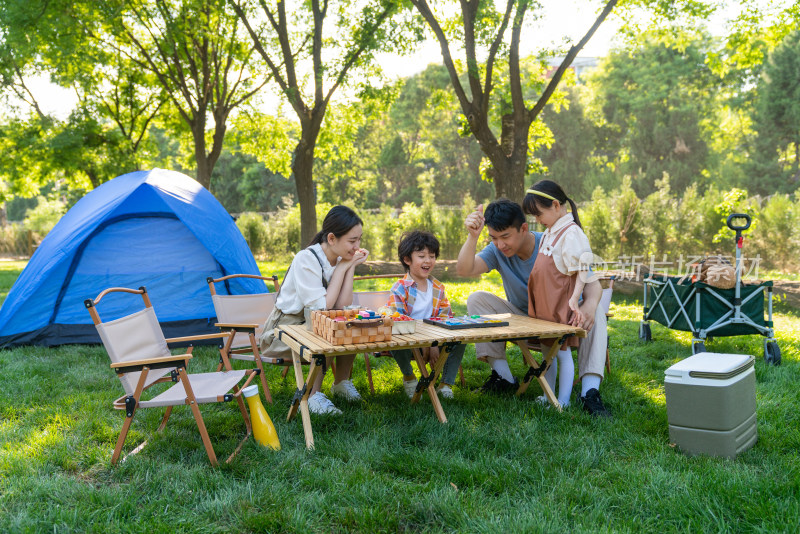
0, 168, 267, 348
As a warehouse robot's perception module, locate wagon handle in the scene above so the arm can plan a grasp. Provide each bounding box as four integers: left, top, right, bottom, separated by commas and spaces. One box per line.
726, 213, 751, 233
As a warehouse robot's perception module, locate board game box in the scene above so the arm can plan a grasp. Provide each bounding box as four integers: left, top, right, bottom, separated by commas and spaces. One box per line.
423, 315, 509, 330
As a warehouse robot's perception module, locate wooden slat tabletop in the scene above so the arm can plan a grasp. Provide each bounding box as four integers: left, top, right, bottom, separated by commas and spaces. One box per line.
277, 313, 584, 356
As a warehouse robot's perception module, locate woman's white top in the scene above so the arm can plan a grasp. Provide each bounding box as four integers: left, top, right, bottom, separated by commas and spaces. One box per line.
539, 213, 593, 276
275, 243, 337, 314
409, 280, 434, 320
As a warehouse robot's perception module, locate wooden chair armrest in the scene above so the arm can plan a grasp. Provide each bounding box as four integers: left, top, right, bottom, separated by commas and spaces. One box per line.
110, 353, 192, 369
215, 323, 260, 329
165, 332, 230, 344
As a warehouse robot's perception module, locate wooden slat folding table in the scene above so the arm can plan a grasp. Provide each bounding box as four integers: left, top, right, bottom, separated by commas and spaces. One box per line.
277, 313, 584, 449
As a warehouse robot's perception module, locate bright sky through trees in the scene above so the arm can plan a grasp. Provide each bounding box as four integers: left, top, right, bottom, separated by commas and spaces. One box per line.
11, 0, 786, 120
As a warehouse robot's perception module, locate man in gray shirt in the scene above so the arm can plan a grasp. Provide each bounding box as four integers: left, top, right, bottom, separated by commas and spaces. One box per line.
456, 199, 610, 416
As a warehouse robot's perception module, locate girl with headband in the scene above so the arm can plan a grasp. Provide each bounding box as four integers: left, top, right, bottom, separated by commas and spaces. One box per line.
522, 179, 594, 408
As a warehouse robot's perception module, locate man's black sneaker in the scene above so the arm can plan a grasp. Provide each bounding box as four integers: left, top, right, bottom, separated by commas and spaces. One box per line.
579, 388, 611, 418
476, 370, 519, 394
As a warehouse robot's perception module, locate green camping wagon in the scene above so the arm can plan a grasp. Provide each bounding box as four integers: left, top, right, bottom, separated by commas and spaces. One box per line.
638, 214, 781, 365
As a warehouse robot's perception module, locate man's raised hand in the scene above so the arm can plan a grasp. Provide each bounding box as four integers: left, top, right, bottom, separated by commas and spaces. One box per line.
465, 204, 485, 239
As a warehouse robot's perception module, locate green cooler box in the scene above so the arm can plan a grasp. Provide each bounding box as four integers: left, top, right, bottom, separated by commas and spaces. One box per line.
664, 352, 757, 459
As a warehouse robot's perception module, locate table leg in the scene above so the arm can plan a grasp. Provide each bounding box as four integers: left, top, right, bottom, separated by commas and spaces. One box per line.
286, 352, 322, 449
410, 345, 453, 424
515, 340, 562, 412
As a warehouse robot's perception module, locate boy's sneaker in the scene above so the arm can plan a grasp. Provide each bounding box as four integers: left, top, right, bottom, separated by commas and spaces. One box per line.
578, 388, 611, 418
476, 370, 519, 394
437, 385, 454, 399
330, 379, 362, 402
307, 392, 342, 415
403, 379, 419, 398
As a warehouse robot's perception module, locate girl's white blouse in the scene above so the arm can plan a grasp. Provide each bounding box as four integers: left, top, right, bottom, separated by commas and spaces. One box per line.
539, 213, 593, 276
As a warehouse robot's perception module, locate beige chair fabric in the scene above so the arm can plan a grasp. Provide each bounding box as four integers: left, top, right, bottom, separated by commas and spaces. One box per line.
140, 369, 246, 408
212, 293, 276, 351
97, 305, 246, 407
96, 307, 172, 395
352, 290, 391, 310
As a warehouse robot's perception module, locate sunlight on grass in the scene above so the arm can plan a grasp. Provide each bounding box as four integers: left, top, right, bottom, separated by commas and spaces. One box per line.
0, 413, 72, 469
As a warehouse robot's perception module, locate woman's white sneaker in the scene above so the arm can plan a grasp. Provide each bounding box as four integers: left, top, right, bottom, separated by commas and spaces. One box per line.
307, 392, 342, 415
437, 385, 454, 399
403, 379, 419, 398
330, 379, 362, 401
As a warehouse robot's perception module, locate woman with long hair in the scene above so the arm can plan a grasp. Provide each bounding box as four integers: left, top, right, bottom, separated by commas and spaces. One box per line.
259, 206, 369, 415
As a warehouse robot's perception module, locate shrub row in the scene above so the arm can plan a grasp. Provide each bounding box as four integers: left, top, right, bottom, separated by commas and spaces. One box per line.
238, 180, 799, 273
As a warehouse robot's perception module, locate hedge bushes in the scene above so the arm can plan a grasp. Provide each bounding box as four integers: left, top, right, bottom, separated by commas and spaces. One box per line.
236, 196, 480, 265
580, 179, 800, 272
238, 180, 800, 273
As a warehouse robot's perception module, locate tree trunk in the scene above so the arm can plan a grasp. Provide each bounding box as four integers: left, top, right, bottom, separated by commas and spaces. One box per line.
489, 158, 526, 205
195, 143, 212, 189
192, 115, 212, 189
293, 136, 318, 247
86, 169, 101, 190
482, 113, 528, 205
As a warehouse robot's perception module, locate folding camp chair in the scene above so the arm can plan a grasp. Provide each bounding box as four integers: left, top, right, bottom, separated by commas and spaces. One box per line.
351, 288, 466, 394
86, 286, 259, 466
207, 274, 281, 403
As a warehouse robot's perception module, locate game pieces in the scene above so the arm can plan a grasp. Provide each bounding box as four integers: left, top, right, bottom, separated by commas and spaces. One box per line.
423, 315, 509, 329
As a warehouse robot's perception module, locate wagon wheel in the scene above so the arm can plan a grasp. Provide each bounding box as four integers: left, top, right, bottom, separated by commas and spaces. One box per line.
639, 323, 652, 342
764, 341, 782, 366
692, 341, 706, 354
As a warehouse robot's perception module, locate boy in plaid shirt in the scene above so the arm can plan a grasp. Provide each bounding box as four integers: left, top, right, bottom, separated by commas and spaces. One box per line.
387, 231, 466, 399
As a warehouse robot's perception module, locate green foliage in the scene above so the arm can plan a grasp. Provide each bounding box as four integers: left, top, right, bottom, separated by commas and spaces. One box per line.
750, 193, 800, 271
639, 176, 674, 256
712, 187, 755, 244
231, 110, 298, 181
671, 184, 719, 259
577, 182, 800, 272
749, 29, 800, 194
581, 186, 617, 262
0, 224, 31, 256
588, 30, 717, 196
375, 205, 403, 262
613, 176, 645, 257
209, 146, 296, 213
22, 197, 66, 237
224, 186, 800, 273
235, 212, 268, 255
531, 86, 598, 199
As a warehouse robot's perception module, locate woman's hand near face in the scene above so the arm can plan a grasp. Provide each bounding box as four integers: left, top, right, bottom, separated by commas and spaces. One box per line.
352, 248, 369, 266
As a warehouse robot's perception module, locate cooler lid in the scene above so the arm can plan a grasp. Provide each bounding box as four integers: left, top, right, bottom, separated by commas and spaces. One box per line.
665, 352, 754, 380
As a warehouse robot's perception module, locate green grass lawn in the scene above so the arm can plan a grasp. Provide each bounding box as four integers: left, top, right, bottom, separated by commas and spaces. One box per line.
1, 262, 799, 532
